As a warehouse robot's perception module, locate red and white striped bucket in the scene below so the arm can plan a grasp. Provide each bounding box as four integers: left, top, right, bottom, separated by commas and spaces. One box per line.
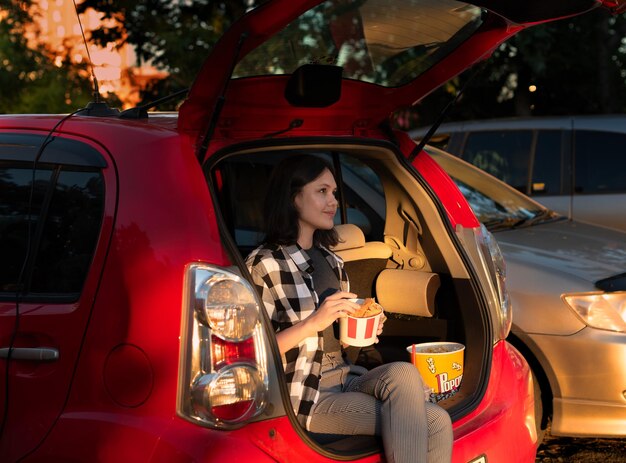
339, 311, 382, 347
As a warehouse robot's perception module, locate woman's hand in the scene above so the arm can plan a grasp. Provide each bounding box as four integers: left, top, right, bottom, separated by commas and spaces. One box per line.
375, 312, 387, 343
275, 291, 359, 354
306, 291, 360, 333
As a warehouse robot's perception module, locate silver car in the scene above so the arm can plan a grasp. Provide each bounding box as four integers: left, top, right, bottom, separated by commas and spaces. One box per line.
411, 115, 626, 233
428, 146, 626, 439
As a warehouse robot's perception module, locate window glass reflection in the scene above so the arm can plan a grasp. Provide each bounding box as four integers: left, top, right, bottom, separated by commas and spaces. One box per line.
234, 0, 483, 87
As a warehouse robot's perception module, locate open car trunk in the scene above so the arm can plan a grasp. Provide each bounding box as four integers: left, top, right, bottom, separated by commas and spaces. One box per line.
206, 140, 491, 458
174, 0, 622, 458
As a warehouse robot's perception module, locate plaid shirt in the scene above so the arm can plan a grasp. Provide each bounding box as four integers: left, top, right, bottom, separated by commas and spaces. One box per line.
246, 242, 349, 428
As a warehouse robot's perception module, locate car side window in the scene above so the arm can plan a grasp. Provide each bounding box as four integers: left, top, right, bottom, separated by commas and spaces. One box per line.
0, 162, 104, 300
461, 130, 532, 194
531, 130, 563, 195
214, 158, 274, 256
574, 130, 626, 194
214, 152, 386, 256
338, 155, 386, 241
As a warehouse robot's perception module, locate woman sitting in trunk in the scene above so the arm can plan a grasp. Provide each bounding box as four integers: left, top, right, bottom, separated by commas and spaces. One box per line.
246, 154, 452, 463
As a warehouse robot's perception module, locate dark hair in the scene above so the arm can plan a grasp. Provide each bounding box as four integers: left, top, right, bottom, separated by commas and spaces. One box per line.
264, 154, 339, 248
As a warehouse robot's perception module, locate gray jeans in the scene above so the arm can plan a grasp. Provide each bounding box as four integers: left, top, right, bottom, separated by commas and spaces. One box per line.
309, 361, 452, 463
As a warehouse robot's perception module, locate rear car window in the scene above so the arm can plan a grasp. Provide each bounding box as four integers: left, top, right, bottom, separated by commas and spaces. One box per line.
0, 162, 104, 300
531, 130, 563, 195
214, 151, 386, 256
233, 0, 483, 87
575, 130, 626, 194
461, 130, 532, 193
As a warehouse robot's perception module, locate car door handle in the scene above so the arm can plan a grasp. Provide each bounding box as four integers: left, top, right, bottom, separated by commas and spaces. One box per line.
0, 347, 59, 362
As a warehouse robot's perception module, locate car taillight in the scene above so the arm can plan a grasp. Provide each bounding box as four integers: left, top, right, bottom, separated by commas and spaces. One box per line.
456, 224, 512, 341
478, 224, 512, 340
211, 335, 256, 369
178, 264, 269, 429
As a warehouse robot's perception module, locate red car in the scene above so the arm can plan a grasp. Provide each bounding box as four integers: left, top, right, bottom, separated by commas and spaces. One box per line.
0, 1, 618, 462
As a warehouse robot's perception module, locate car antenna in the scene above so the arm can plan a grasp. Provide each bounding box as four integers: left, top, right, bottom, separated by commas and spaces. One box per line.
408, 61, 486, 163
72, 0, 119, 117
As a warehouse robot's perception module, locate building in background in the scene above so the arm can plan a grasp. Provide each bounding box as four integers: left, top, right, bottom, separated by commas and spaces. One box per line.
32, 0, 166, 107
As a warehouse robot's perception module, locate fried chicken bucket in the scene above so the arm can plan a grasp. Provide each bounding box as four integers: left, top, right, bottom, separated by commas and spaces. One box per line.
340, 298, 383, 347
407, 342, 465, 402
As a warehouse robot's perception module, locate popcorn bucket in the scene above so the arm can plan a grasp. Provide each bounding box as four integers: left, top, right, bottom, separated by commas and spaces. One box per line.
407, 342, 465, 402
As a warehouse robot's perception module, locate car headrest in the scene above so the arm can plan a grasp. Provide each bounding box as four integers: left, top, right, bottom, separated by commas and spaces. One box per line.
332, 224, 392, 261
333, 224, 365, 251
375, 269, 440, 317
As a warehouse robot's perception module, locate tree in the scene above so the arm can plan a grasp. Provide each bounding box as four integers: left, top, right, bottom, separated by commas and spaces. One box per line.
0, 0, 94, 114
415, 8, 626, 128
67, 2, 626, 119
0, 0, 42, 113
76, 0, 263, 108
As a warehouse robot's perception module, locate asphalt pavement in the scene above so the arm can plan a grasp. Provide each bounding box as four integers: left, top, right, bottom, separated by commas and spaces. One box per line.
535, 431, 626, 462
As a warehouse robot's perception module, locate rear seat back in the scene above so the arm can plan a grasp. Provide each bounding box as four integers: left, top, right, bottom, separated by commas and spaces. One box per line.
332, 224, 392, 298
333, 224, 440, 319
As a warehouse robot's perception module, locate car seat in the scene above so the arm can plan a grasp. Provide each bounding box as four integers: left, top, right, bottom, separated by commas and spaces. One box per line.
332, 223, 392, 298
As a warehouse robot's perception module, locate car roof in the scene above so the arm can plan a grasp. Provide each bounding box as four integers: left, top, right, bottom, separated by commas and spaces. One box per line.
412, 113, 626, 136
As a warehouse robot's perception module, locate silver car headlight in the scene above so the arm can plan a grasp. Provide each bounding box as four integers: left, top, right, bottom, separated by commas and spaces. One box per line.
562, 291, 626, 332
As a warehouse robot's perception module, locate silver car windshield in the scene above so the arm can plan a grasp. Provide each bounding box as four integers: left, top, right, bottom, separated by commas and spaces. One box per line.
427, 148, 561, 230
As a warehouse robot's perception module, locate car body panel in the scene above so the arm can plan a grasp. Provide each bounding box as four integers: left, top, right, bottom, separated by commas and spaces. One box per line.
179, 0, 603, 137
451, 341, 537, 463
0, 118, 228, 461
0, 131, 116, 462
24, 340, 536, 463
539, 194, 626, 233
497, 221, 626, 284
527, 327, 626, 437
504, 258, 588, 336
404, 134, 481, 229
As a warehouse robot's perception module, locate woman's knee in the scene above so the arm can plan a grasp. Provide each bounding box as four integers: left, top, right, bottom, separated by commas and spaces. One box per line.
426, 403, 453, 458
379, 361, 424, 391
426, 403, 452, 433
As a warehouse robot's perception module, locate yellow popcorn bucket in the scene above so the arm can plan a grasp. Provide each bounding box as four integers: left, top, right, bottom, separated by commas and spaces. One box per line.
406, 342, 465, 402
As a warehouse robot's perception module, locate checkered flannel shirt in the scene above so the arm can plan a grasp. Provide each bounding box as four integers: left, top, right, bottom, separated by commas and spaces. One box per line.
246, 242, 349, 429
